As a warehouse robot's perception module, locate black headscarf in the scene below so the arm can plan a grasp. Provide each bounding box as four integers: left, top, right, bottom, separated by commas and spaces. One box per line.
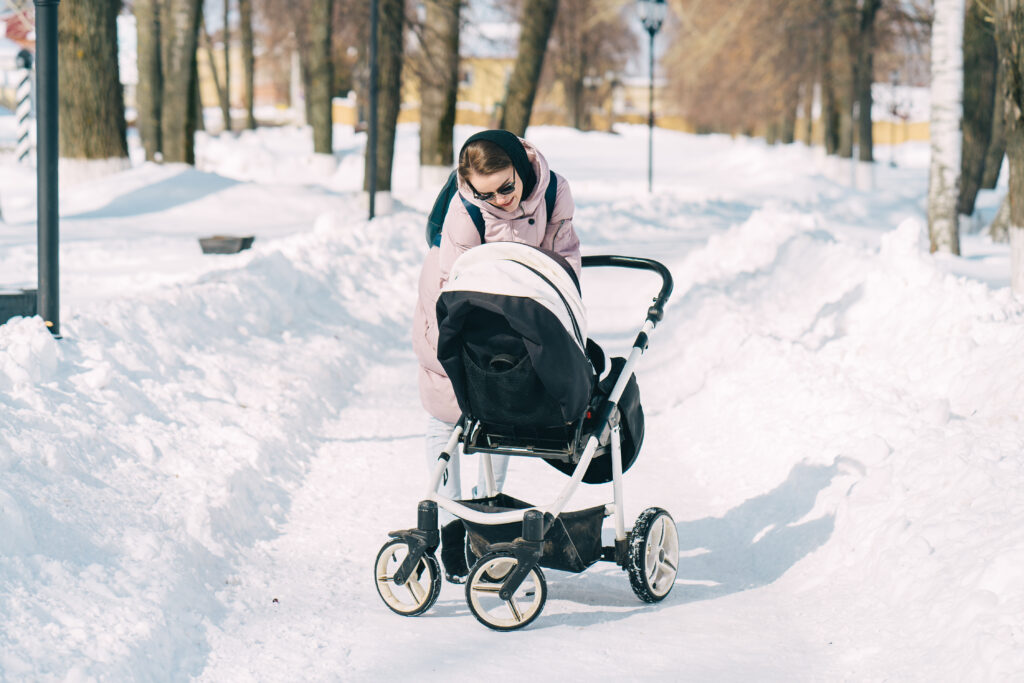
460, 129, 539, 201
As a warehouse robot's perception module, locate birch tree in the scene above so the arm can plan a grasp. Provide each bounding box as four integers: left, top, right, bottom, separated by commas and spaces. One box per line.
927, 0, 965, 254
994, 0, 1024, 294
501, 0, 560, 137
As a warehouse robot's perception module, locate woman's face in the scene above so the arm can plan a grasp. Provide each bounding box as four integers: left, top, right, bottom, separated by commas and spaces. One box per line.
467, 166, 523, 212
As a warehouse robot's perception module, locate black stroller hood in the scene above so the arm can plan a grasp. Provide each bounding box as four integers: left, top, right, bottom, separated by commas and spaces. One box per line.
436, 243, 592, 427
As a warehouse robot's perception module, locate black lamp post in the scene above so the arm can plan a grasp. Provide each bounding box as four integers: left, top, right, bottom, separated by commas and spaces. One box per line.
1, 0, 60, 334
367, 0, 379, 220
637, 0, 666, 194
36, 0, 60, 336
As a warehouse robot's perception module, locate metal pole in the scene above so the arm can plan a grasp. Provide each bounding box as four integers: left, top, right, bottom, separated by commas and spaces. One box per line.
647, 29, 654, 194
35, 0, 60, 337
367, 0, 379, 220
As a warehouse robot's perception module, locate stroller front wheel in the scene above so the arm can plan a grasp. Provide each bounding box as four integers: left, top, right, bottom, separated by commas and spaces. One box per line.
627, 507, 679, 603
466, 552, 547, 631
374, 539, 442, 616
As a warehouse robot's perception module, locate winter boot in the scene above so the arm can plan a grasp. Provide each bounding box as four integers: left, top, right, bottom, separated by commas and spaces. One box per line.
440, 519, 469, 584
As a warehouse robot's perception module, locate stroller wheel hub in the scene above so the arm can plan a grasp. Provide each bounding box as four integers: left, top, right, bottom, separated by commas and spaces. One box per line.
465, 551, 547, 631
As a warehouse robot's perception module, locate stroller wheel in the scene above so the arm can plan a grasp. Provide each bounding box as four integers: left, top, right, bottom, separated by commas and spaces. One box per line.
374, 539, 442, 616
627, 508, 679, 603
465, 552, 547, 631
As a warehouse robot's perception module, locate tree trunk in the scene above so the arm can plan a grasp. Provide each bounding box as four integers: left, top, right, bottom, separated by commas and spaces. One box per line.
856, 0, 881, 162
307, 0, 333, 155
419, 0, 460, 186
135, 0, 162, 161
160, 0, 202, 164
188, 47, 202, 140
822, 0, 840, 155
223, 0, 231, 132
364, 0, 404, 191
301, 51, 314, 126
566, 78, 585, 130
982, 58, 1007, 188
782, 83, 799, 144
500, 0, 560, 137
193, 51, 205, 132
989, 192, 1010, 241
58, 0, 129, 160
837, 81, 855, 157
834, 0, 857, 159
958, 0, 999, 215
927, 0, 965, 255
994, 0, 1024, 294
239, 0, 256, 130
856, 66, 872, 159
201, 14, 231, 133
1010, 153, 1024, 294
803, 81, 814, 145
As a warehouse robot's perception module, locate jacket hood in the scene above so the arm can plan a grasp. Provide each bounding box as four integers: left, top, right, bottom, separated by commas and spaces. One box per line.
457, 134, 551, 220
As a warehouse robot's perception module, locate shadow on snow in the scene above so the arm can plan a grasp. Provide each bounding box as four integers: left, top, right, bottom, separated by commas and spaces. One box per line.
64, 170, 241, 221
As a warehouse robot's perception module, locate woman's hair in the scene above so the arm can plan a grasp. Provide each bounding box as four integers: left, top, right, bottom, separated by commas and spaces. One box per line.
458, 140, 512, 182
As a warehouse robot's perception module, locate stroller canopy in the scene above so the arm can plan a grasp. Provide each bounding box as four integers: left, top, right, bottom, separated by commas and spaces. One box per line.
437, 243, 592, 428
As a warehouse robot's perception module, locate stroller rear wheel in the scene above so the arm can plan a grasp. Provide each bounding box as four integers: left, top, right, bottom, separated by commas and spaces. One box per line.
466, 552, 547, 631
627, 507, 679, 603
374, 539, 442, 616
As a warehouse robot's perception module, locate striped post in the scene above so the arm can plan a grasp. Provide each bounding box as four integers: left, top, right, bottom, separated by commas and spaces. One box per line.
15, 66, 32, 164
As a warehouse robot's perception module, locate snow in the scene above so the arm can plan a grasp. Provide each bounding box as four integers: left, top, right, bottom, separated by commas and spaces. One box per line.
1, 119, 1023, 680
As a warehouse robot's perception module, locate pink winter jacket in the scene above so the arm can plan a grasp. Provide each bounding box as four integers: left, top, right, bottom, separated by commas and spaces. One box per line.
412, 138, 582, 423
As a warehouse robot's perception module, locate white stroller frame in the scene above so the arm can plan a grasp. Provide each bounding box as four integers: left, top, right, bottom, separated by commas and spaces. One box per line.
426, 318, 651, 538
375, 255, 676, 631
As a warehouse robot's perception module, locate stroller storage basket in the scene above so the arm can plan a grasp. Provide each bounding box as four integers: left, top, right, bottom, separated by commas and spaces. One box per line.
460, 494, 606, 574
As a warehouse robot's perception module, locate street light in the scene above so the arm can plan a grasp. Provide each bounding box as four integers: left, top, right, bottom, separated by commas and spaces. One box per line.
637, 0, 666, 193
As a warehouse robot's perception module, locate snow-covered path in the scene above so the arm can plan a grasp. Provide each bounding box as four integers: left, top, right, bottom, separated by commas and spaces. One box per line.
2, 124, 1023, 680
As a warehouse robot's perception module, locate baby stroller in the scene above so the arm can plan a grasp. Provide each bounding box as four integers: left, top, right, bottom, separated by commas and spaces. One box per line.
374, 242, 677, 631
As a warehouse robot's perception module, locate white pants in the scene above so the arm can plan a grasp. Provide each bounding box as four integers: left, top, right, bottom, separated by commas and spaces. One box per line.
425, 416, 510, 513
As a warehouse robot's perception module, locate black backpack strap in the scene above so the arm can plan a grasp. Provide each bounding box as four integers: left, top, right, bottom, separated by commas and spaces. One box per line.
459, 196, 486, 244
426, 170, 460, 247
545, 170, 558, 221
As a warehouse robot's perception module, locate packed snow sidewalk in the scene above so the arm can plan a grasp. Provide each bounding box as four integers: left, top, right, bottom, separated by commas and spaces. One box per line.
1, 124, 1022, 681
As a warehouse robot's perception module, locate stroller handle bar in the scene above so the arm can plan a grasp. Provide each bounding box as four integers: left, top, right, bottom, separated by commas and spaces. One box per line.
581, 255, 674, 324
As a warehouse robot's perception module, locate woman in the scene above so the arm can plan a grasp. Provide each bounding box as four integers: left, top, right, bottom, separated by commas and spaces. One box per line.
412, 129, 582, 508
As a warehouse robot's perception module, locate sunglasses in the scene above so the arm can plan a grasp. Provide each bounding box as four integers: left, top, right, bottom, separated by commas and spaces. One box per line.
468, 169, 517, 203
